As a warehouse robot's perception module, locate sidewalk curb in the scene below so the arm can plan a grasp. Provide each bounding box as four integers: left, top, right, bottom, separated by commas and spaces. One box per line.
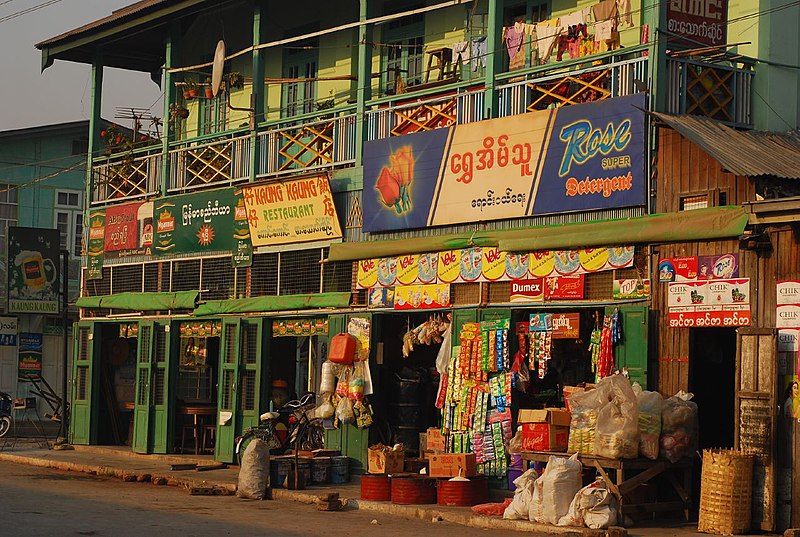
0, 451, 614, 536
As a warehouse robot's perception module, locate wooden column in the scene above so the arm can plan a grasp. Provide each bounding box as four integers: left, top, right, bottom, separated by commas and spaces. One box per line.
354, 0, 373, 166
161, 23, 178, 193
86, 52, 103, 207
483, 0, 504, 119
250, 0, 267, 181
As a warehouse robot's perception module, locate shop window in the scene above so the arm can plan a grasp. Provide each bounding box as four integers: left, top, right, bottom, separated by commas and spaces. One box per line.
382, 7, 425, 95
680, 194, 709, 211
282, 36, 319, 118
452, 283, 481, 305
84, 267, 111, 297
585, 271, 614, 300
143, 262, 169, 294
323, 260, 355, 293
279, 249, 322, 296
251, 253, 279, 296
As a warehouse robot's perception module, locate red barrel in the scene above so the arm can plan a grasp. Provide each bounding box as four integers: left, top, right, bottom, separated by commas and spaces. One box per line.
437, 477, 489, 506
361, 474, 391, 501
391, 476, 437, 504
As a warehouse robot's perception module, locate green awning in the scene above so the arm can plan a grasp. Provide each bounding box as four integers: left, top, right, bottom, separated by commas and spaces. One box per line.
76, 291, 199, 311
193, 292, 351, 316
327, 207, 748, 261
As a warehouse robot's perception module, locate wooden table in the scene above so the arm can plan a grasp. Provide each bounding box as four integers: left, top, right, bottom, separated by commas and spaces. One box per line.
520, 451, 693, 521
178, 405, 216, 455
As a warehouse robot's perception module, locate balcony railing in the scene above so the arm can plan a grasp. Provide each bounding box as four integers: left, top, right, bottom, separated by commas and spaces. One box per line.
497, 52, 649, 117
257, 110, 357, 178
168, 133, 251, 192
666, 57, 753, 128
92, 147, 161, 205
365, 86, 485, 141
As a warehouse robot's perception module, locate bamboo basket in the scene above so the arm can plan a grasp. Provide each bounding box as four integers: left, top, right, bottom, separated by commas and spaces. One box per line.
698, 449, 754, 535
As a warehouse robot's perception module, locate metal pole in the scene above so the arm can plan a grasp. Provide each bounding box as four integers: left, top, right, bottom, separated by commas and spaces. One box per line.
60, 249, 69, 442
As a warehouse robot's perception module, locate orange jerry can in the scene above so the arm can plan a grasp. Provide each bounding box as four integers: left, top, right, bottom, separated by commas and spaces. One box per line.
329, 333, 357, 365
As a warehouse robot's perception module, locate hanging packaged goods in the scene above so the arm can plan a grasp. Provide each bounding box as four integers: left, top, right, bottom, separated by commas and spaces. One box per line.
271, 318, 328, 337
356, 246, 633, 288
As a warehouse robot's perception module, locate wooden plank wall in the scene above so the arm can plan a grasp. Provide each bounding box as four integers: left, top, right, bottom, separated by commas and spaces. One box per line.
656, 128, 756, 214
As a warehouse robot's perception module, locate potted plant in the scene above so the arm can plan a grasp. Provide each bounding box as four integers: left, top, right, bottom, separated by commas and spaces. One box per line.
183, 80, 199, 100
169, 103, 190, 121
226, 72, 244, 91
204, 77, 215, 99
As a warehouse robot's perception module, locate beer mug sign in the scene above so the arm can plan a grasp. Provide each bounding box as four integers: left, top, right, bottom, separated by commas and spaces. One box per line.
14, 250, 56, 292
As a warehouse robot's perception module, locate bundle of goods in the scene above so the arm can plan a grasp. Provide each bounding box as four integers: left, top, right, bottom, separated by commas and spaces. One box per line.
558, 477, 619, 529
660, 391, 698, 463
402, 315, 450, 358
594, 375, 639, 459
316, 359, 373, 429
439, 319, 514, 478
567, 388, 600, 455
633, 383, 663, 460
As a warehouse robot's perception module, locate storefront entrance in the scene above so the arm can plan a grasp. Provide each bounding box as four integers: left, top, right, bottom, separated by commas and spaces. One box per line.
689, 327, 736, 450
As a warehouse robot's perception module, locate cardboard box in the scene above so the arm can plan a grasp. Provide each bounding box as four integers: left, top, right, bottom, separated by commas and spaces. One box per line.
517, 408, 571, 427
520, 423, 569, 452
368, 448, 404, 474
563, 385, 595, 412
427, 453, 477, 478
426, 428, 446, 452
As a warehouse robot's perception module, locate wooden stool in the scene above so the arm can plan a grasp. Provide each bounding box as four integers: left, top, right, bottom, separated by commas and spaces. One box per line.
180, 424, 197, 454
201, 424, 216, 454
425, 47, 453, 82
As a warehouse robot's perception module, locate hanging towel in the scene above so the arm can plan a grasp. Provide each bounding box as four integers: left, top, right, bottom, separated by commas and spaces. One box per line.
592, 0, 618, 29
535, 24, 563, 64
471, 36, 487, 71
617, 0, 633, 26
559, 9, 587, 28
452, 41, 470, 65
594, 19, 614, 42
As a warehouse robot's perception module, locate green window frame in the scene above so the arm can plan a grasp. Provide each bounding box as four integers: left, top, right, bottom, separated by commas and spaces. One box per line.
282, 43, 318, 118
381, 9, 425, 95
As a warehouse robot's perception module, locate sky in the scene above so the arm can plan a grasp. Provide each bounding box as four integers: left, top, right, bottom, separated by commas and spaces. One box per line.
0, 0, 162, 131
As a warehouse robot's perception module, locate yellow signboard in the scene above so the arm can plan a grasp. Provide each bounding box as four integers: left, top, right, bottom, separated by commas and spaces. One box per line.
242, 176, 342, 247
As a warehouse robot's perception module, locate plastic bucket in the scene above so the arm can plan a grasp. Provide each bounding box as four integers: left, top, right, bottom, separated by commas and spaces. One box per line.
391, 476, 437, 504
270, 456, 293, 489
437, 476, 489, 506
311, 457, 332, 485
285, 459, 311, 490
330, 456, 349, 484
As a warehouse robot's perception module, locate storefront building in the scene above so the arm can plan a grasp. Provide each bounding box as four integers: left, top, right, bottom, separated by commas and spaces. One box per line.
36, 0, 799, 528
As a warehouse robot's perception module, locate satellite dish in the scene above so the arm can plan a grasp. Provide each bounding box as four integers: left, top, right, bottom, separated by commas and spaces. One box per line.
211, 39, 226, 98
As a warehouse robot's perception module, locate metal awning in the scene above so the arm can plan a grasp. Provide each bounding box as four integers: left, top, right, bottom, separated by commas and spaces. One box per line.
650, 111, 800, 179
328, 206, 749, 261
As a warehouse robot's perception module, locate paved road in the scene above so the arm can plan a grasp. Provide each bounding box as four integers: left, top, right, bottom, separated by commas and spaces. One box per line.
0, 460, 522, 537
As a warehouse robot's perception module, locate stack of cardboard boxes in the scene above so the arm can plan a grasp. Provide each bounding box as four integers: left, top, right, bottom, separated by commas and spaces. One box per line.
518, 408, 571, 452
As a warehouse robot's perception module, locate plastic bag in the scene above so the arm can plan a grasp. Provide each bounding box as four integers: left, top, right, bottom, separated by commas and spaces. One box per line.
503, 468, 538, 520
558, 478, 619, 529
348, 363, 365, 401
236, 438, 270, 500
635, 386, 663, 460
660, 390, 698, 463
319, 361, 336, 394
508, 428, 523, 454
473, 498, 513, 516
335, 396, 355, 424
335, 367, 351, 398
594, 375, 639, 459
314, 396, 336, 419
530, 454, 582, 525
567, 388, 602, 455
353, 400, 373, 428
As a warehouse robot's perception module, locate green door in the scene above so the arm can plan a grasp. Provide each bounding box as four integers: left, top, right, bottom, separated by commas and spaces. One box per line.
613, 305, 649, 388
132, 321, 155, 453
480, 308, 512, 323
239, 318, 266, 432
215, 318, 241, 463
452, 309, 479, 349
151, 322, 176, 454
70, 321, 98, 445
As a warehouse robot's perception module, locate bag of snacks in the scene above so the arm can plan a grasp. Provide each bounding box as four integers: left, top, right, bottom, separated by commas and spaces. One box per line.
633, 383, 663, 460
567, 384, 607, 455
594, 375, 639, 459
660, 391, 698, 463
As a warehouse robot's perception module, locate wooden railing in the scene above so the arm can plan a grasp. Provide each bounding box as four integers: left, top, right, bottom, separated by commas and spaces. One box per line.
168, 133, 250, 192
666, 57, 753, 128
92, 147, 161, 204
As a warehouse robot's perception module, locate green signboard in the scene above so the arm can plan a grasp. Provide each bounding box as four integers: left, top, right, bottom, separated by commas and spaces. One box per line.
87, 209, 105, 280
7, 227, 60, 314
154, 188, 236, 256
18, 332, 42, 379
232, 189, 253, 268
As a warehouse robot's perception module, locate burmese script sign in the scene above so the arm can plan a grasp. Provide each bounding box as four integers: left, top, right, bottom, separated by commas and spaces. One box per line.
242, 176, 342, 247
666, 0, 728, 47
362, 94, 646, 232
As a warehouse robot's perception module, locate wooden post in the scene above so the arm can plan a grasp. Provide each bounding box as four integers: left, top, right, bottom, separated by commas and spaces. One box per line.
86, 52, 103, 207
354, 0, 373, 166
250, 1, 267, 182
161, 23, 178, 193
484, 0, 504, 120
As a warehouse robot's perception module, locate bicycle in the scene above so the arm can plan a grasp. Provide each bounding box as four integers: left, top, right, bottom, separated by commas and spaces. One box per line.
235, 392, 323, 466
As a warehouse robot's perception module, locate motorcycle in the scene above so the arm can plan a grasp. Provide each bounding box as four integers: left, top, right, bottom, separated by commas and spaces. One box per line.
0, 391, 12, 438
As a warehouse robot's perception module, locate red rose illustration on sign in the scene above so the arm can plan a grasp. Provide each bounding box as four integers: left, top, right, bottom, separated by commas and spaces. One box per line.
375, 145, 414, 215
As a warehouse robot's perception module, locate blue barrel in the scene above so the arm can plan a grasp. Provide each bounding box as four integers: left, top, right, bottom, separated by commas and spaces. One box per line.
330, 456, 349, 484
270, 456, 293, 489
311, 457, 332, 484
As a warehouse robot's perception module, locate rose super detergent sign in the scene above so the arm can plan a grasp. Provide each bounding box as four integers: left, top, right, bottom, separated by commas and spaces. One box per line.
362, 94, 646, 232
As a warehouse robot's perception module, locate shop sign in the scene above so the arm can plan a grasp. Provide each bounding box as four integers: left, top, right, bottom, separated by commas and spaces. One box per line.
777, 280, 800, 306
667, 279, 750, 328
347, 317, 371, 364
357, 246, 633, 288
777, 305, 800, 329
613, 278, 651, 299
0, 317, 17, 346
667, 0, 727, 47
362, 94, 646, 232
232, 192, 253, 268
119, 322, 140, 339
7, 227, 60, 314
544, 275, 585, 300
154, 188, 236, 255
551, 313, 580, 339
179, 321, 223, 338
394, 284, 450, 310
529, 313, 552, 332
777, 280, 800, 328
86, 209, 105, 280
18, 332, 42, 379
510, 279, 544, 302
658, 256, 698, 282
272, 318, 328, 337
368, 287, 395, 309
242, 175, 342, 247
698, 253, 738, 280
104, 201, 153, 259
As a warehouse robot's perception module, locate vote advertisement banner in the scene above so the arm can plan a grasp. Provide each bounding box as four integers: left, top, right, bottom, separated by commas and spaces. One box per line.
7, 227, 60, 314
362, 94, 646, 232
242, 175, 342, 247
356, 246, 633, 289
667, 278, 750, 328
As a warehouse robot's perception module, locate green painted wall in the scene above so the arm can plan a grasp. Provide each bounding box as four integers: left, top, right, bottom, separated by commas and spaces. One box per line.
728, 0, 800, 131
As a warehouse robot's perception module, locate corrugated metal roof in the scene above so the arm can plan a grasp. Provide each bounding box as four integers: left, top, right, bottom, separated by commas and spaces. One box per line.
650, 111, 800, 179
35, 0, 167, 49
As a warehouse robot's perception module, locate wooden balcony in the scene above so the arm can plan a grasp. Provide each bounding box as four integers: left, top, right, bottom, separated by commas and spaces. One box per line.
91, 147, 161, 205
666, 57, 753, 128
167, 133, 251, 192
